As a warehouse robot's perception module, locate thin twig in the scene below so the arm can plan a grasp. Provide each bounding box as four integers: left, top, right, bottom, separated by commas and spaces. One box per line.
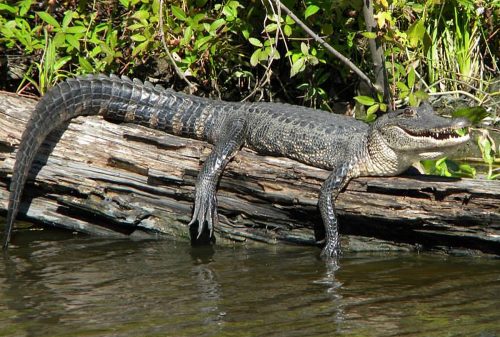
158, 0, 197, 93
275, 0, 377, 94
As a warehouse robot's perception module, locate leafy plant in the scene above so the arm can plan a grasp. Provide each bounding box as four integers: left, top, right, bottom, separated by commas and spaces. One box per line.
21, 30, 71, 95
0, 0, 497, 180
477, 131, 499, 180
354, 93, 388, 122
421, 158, 476, 178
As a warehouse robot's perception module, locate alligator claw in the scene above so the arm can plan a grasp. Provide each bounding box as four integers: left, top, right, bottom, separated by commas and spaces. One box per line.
188, 191, 218, 242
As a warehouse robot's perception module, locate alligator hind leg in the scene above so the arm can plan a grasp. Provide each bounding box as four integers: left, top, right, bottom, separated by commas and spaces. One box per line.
318, 163, 353, 261
189, 116, 247, 244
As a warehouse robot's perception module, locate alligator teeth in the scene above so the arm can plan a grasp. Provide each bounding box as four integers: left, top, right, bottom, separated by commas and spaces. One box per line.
426, 127, 469, 140
405, 127, 469, 140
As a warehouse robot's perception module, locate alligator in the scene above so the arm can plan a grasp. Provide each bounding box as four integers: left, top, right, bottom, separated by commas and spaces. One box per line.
2, 74, 470, 259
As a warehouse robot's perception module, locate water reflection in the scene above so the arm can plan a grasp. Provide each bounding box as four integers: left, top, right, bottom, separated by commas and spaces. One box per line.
0, 232, 499, 337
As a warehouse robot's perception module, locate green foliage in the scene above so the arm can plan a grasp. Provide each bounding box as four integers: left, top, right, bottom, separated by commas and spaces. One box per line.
477, 131, 499, 180
394, 66, 428, 107
452, 106, 489, 124
0, 0, 126, 93
1, 1, 496, 102
22, 30, 71, 95
354, 92, 387, 122
0, 0, 497, 178
421, 158, 476, 178
377, 0, 497, 102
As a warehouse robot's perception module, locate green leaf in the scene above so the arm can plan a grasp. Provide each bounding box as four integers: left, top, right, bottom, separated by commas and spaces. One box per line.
171, 6, 186, 21
90, 45, 101, 57
264, 23, 278, 33
455, 127, 468, 137
409, 93, 418, 107
152, 0, 160, 14
79, 56, 94, 73
477, 134, 494, 165
54, 55, 71, 71
414, 90, 429, 100
209, 18, 225, 33
284, 25, 292, 36
65, 26, 87, 34
65, 34, 80, 50
354, 95, 376, 106
241, 29, 250, 40
396, 81, 409, 92
194, 35, 212, 50
270, 49, 280, 60
222, 3, 237, 20
367, 103, 380, 116
128, 23, 144, 30
118, 0, 129, 8
0, 4, 17, 13
62, 10, 74, 29
100, 42, 113, 58
181, 26, 193, 45
133, 10, 149, 20
300, 42, 308, 55
361, 31, 377, 39
250, 49, 261, 67
37, 12, 60, 28
408, 67, 415, 89
452, 106, 489, 124
18, 0, 31, 16
53, 32, 66, 48
132, 40, 148, 56
304, 5, 319, 19
290, 57, 306, 77
407, 18, 425, 48
457, 163, 476, 178
248, 37, 262, 47
131, 34, 147, 42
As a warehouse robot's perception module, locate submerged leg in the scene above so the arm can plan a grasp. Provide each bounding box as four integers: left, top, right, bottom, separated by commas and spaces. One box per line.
188, 116, 246, 243
318, 164, 352, 260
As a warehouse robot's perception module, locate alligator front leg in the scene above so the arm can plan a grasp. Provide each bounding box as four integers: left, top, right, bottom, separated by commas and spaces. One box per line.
189, 116, 246, 243
318, 164, 353, 260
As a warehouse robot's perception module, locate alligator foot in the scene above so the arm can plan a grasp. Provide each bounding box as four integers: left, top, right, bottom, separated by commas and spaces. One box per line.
320, 241, 341, 261
188, 191, 218, 243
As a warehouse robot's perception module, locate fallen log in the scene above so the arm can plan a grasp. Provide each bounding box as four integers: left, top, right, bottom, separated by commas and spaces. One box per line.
0, 91, 498, 254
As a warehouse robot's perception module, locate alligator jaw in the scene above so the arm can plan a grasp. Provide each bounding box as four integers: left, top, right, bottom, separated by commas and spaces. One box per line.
401, 125, 471, 147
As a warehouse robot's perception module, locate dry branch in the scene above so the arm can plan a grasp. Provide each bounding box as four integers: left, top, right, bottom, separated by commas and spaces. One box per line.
0, 92, 498, 254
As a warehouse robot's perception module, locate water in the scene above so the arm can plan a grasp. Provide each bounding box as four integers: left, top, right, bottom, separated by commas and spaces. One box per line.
0, 230, 499, 337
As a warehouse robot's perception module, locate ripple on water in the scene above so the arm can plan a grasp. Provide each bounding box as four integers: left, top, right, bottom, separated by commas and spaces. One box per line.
0, 232, 499, 337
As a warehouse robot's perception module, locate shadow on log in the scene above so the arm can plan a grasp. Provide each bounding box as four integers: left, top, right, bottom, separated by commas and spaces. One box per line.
0, 92, 498, 255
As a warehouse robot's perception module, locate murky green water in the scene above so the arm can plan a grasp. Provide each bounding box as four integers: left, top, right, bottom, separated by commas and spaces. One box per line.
0, 230, 499, 337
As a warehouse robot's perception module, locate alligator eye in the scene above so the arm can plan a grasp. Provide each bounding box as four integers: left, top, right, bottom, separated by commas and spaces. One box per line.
401, 108, 416, 117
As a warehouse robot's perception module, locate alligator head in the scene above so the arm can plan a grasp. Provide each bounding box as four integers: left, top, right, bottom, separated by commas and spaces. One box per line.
366, 102, 471, 175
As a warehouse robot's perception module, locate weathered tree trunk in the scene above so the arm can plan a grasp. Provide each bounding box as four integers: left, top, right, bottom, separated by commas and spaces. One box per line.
0, 92, 498, 254
362, 0, 392, 106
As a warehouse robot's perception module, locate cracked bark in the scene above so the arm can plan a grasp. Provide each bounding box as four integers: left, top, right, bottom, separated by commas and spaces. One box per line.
0, 92, 498, 255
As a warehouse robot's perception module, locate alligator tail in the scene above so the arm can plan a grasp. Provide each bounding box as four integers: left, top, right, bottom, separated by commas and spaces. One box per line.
2, 74, 214, 248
